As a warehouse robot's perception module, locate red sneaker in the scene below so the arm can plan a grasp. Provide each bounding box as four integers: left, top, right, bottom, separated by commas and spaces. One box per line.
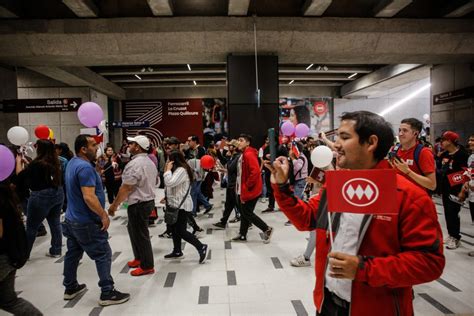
127, 259, 141, 268
130, 267, 155, 277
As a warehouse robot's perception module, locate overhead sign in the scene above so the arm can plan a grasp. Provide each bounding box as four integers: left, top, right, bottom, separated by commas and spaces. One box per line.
1, 98, 81, 112
326, 169, 397, 214
111, 121, 150, 128
433, 86, 474, 105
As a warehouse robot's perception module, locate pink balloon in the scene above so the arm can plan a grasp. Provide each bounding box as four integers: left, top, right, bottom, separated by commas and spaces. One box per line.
77, 102, 104, 128
0, 145, 15, 181
281, 121, 295, 136
295, 123, 310, 138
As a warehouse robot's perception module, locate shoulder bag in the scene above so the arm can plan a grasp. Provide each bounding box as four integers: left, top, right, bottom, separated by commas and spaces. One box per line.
164, 184, 191, 225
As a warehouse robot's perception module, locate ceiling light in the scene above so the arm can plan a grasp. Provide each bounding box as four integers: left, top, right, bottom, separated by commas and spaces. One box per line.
306, 64, 314, 70
289, 80, 294, 85
348, 73, 358, 79
322, 66, 328, 71
140, 67, 146, 73
193, 80, 197, 86
147, 67, 154, 72
316, 66, 322, 71
379, 83, 431, 117
187, 64, 192, 71
134, 74, 142, 80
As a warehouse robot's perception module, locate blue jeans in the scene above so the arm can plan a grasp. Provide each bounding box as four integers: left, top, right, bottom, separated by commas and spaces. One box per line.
294, 179, 306, 200
191, 181, 211, 215
26, 187, 64, 256
62, 220, 114, 294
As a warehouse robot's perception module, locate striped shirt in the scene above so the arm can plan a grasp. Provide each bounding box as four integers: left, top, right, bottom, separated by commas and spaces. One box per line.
164, 167, 193, 212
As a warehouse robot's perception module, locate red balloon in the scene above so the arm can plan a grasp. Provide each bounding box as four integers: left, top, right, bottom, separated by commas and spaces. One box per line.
35, 125, 50, 139
201, 155, 215, 169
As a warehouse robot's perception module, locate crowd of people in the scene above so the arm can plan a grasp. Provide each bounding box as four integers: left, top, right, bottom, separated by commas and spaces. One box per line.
0, 111, 473, 315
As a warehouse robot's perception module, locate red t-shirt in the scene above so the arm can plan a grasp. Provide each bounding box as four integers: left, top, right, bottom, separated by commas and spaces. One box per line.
395, 144, 435, 177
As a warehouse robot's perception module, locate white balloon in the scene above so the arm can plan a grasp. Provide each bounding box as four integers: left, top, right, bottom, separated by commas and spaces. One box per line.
422, 113, 430, 121
311, 145, 333, 168
7, 126, 29, 146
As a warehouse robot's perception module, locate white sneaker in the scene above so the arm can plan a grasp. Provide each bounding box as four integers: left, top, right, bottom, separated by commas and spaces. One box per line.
443, 236, 453, 244
290, 255, 311, 267
446, 238, 460, 250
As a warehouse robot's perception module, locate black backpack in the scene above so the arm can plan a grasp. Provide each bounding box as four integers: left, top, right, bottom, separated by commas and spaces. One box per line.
3, 209, 29, 269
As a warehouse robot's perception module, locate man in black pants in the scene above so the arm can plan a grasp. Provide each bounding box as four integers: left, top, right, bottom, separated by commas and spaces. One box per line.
231, 134, 274, 243
109, 135, 158, 276
213, 139, 241, 228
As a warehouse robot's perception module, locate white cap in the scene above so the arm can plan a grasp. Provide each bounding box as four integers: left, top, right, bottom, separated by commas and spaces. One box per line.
127, 135, 150, 150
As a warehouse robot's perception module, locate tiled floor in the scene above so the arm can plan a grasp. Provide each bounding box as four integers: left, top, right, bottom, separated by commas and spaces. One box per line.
3, 187, 474, 316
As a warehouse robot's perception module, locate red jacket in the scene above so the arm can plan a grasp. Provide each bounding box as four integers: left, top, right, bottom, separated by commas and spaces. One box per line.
240, 146, 263, 202
273, 166, 445, 316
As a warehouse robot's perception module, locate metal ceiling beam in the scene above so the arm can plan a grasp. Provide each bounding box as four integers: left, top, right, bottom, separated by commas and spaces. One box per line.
228, 0, 250, 16
279, 75, 353, 81
373, 0, 412, 18
110, 75, 226, 83
27, 66, 125, 99
279, 66, 373, 74
62, 0, 98, 18
146, 0, 173, 16
302, 0, 332, 16
341, 64, 421, 96
121, 82, 226, 89
444, 0, 474, 18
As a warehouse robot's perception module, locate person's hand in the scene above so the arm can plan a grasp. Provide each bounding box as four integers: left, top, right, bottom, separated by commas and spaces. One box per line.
319, 131, 328, 141
108, 204, 118, 217
389, 157, 411, 175
160, 197, 166, 204
165, 161, 174, 172
289, 151, 297, 160
16, 154, 22, 164
100, 212, 110, 231
263, 157, 290, 184
327, 252, 359, 280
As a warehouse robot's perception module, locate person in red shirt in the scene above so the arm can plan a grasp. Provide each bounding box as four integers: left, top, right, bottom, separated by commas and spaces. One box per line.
264, 111, 444, 316
232, 134, 274, 243
389, 118, 436, 191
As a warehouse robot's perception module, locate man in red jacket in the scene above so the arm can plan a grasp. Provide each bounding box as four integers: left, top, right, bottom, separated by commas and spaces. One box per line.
265, 111, 445, 316
232, 134, 274, 243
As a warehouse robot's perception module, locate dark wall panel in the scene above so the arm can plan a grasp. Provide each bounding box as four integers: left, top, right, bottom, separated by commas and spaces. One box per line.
227, 55, 279, 105
228, 103, 279, 148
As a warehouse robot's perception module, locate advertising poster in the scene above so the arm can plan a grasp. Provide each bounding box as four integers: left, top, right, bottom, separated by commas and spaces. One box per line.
122, 99, 203, 147
279, 97, 332, 138
122, 98, 227, 148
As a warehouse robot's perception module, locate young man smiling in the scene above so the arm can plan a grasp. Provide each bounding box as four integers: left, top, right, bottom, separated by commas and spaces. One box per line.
265, 111, 444, 316
390, 118, 436, 191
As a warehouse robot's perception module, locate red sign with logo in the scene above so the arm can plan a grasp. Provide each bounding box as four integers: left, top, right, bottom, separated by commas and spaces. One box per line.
326, 169, 398, 214
447, 170, 469, 187
313, 101, 328, 116
309, 167, 326, 184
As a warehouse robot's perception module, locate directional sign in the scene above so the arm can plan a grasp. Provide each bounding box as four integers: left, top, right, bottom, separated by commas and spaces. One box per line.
1, 98, 82, 112
111, 121, 150, 128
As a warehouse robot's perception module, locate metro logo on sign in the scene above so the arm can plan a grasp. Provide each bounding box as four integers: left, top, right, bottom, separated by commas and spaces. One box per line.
326, 169, 397, 214
313, 101, 328, 116
447, 170, 469, 187
342, 178, 379, 207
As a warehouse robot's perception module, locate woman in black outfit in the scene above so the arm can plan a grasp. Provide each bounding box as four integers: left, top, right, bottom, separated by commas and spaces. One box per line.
0, 181, 42, 315
17, 139, 64, 258
102, 146, 123, 204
